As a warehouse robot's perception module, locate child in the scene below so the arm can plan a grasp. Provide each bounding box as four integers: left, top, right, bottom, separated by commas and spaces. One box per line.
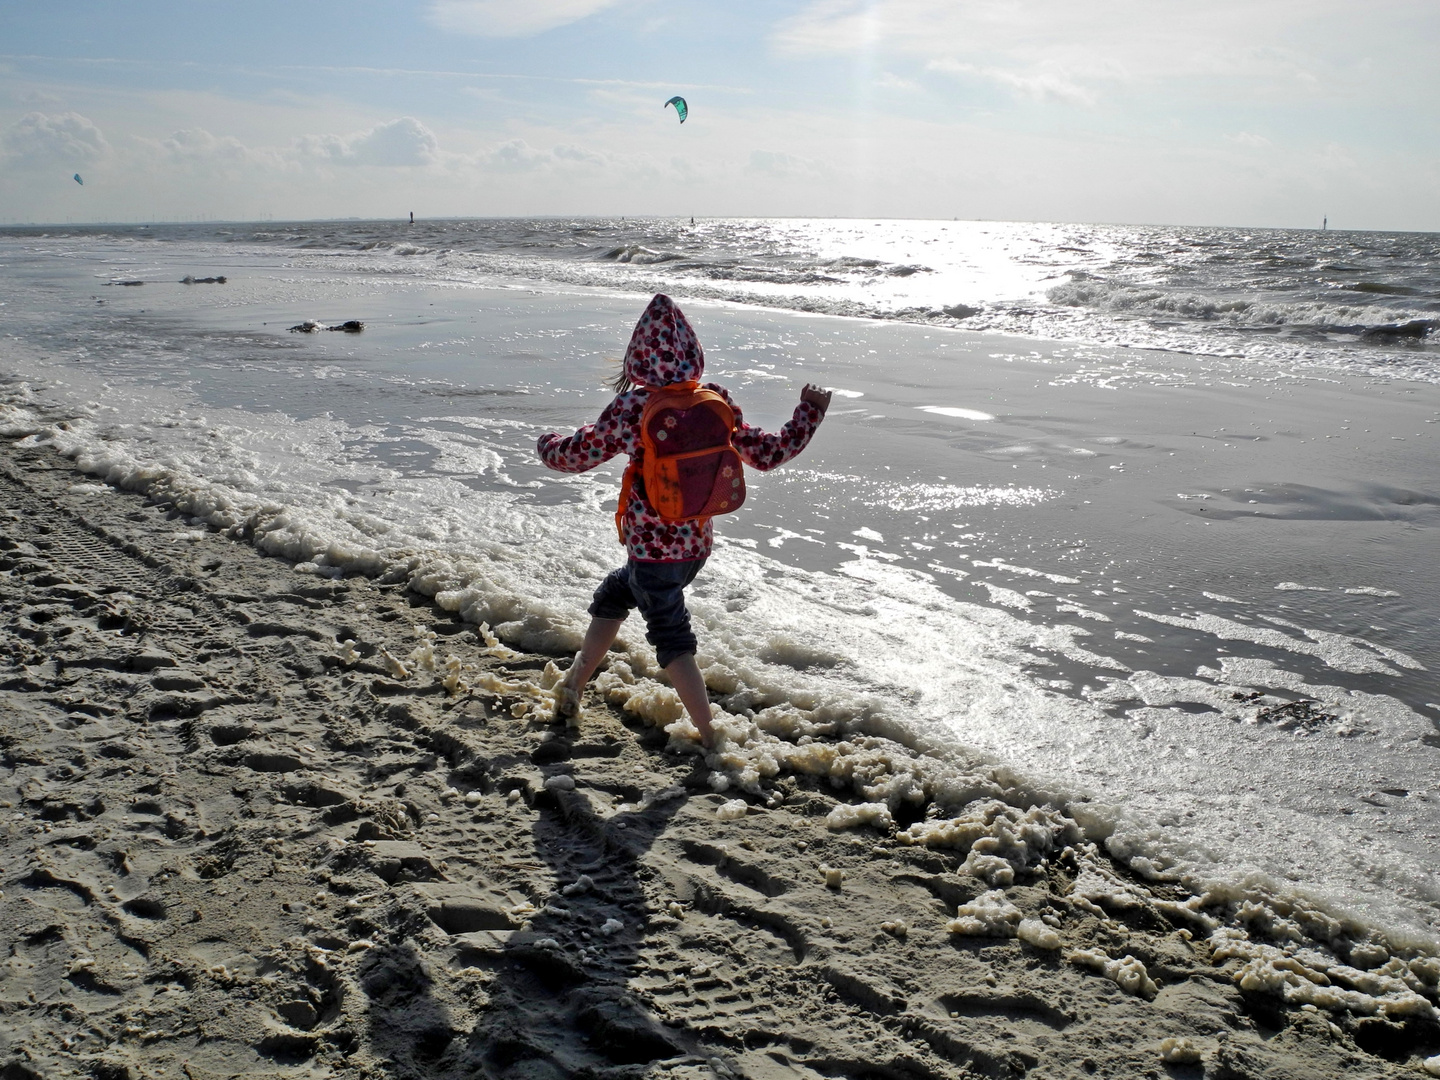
536, 293, 831, 747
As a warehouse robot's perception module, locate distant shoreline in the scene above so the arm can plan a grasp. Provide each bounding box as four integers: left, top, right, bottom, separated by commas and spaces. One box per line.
3, 215, 1438, 236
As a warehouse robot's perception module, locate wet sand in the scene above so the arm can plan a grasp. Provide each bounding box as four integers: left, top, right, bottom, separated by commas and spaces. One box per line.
2, 437, 1437, 1080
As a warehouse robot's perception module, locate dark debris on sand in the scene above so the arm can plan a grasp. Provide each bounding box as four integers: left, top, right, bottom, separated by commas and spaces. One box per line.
288, 320, 364, 333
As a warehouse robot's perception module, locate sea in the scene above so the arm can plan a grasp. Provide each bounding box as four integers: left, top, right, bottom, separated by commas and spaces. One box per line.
2, 217, 1438, 944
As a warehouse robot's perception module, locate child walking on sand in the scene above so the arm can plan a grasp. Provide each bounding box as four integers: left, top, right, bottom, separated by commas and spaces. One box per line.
536, 294, 830, 747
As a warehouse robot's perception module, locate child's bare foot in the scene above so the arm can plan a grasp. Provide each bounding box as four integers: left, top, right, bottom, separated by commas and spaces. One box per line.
695, 719, 715, 751
552, 682, 581, 724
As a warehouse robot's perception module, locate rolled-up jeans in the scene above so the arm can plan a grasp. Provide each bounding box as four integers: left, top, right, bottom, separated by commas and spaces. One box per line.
588, 558, 707, 669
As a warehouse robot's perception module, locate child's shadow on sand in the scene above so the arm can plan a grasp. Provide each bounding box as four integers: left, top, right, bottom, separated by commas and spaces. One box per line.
366, 723, 707, 1077
486, 728, 706, 1076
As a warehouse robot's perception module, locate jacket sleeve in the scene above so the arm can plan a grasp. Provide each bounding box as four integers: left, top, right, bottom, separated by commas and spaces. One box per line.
714, 386, 824, 473
536, 394, 635, 473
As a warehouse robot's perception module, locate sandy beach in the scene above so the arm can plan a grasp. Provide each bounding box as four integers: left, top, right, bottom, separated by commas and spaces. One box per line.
4, 0, 1439, 1066
4, 435, 1438, 1079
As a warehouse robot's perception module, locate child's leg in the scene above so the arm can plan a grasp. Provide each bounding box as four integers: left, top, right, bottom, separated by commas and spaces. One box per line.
561, 616, 625, 694
629, 558, 713, 747
663, 653, 714, 748
556, 565, 636, 721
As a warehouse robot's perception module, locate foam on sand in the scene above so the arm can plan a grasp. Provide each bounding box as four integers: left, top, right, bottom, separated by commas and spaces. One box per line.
1069, 949, 1159, 999
946, 891, 1022, 937
1016, 918, 1063, 950
1159, 1037, 1204, 1065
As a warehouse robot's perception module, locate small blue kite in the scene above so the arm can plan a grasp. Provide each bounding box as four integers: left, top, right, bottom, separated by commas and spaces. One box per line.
73, 173, 83, 185
665, 96, 687, 124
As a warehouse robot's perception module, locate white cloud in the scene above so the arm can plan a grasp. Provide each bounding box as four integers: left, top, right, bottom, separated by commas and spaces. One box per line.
19, 89, 65, 108
669, 154, 701, 182
349, 117, 439, 166
2, 111, 109, 168
163, 127, 256, 164
1229, 131, 1272, 149
299, 117, 438, 167
777, 0, 1271, 63
485, 138, 550, 172
745, 149, 821, 178
427, 0, 624, 37
133, 127, 296, 180
772, 0, 882, 55
553, 143, 608, 166
928, 59, 1095, 105
770, 0, 1394, 106
874, 71, 920, 92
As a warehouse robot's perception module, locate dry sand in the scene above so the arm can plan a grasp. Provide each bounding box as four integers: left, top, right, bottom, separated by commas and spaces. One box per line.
2, 437, 1437, 1080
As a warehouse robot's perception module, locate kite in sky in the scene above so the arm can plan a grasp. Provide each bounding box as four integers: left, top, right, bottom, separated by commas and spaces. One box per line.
73, 173, 83, 185
665, 96, 687, 124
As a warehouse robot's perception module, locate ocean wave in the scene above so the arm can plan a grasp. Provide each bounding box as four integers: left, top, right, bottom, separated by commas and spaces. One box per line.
1347, 281, 1424, 296
598, 244, 685, 265
1046, 278, 1437, 339
691, 265, 845, 285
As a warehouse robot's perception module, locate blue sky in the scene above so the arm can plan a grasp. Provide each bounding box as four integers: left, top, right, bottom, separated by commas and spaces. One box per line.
2, 0, 1437, 229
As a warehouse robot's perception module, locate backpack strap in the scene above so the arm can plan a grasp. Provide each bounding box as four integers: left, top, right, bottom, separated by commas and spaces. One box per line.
613, 386, 688, 544
644, 379, 701, 406
615, 460, 637, 544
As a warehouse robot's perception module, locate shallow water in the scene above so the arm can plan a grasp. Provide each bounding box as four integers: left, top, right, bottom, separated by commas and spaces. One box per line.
2, 221, 1439, 944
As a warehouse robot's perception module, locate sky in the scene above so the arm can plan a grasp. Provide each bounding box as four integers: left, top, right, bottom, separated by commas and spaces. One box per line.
1, 0, 1437, 230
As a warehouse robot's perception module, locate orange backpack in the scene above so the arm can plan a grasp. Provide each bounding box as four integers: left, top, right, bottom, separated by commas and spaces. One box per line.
615, 381, 746, 541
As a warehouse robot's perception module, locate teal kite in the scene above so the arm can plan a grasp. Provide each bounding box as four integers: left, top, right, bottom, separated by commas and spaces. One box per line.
665, 96, 687, 124
73, 173, 83, 185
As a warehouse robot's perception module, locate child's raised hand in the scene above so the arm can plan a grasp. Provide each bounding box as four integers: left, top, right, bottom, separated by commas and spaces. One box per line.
800, 384, 832, 417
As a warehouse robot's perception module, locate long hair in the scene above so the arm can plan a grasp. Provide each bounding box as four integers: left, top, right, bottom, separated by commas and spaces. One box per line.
609, 359, 634, 395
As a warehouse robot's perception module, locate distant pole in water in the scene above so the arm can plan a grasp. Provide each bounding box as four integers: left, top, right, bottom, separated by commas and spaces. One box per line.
409, 211, 414, 224
1322, 216, 1327, 231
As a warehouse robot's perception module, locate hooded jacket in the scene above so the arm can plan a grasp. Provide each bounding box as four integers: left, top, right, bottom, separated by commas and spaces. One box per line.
537, 294, 823, 562
621, 290, 705, 388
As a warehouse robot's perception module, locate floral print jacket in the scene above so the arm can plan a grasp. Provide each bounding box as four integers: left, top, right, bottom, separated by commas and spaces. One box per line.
536, 293, 823, 562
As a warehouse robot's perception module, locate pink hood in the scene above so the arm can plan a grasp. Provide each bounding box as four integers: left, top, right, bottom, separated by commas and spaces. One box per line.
623, 294, 705, 388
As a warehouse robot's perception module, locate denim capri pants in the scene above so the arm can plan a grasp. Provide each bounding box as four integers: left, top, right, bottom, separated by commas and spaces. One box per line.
588, 557, 707, 669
